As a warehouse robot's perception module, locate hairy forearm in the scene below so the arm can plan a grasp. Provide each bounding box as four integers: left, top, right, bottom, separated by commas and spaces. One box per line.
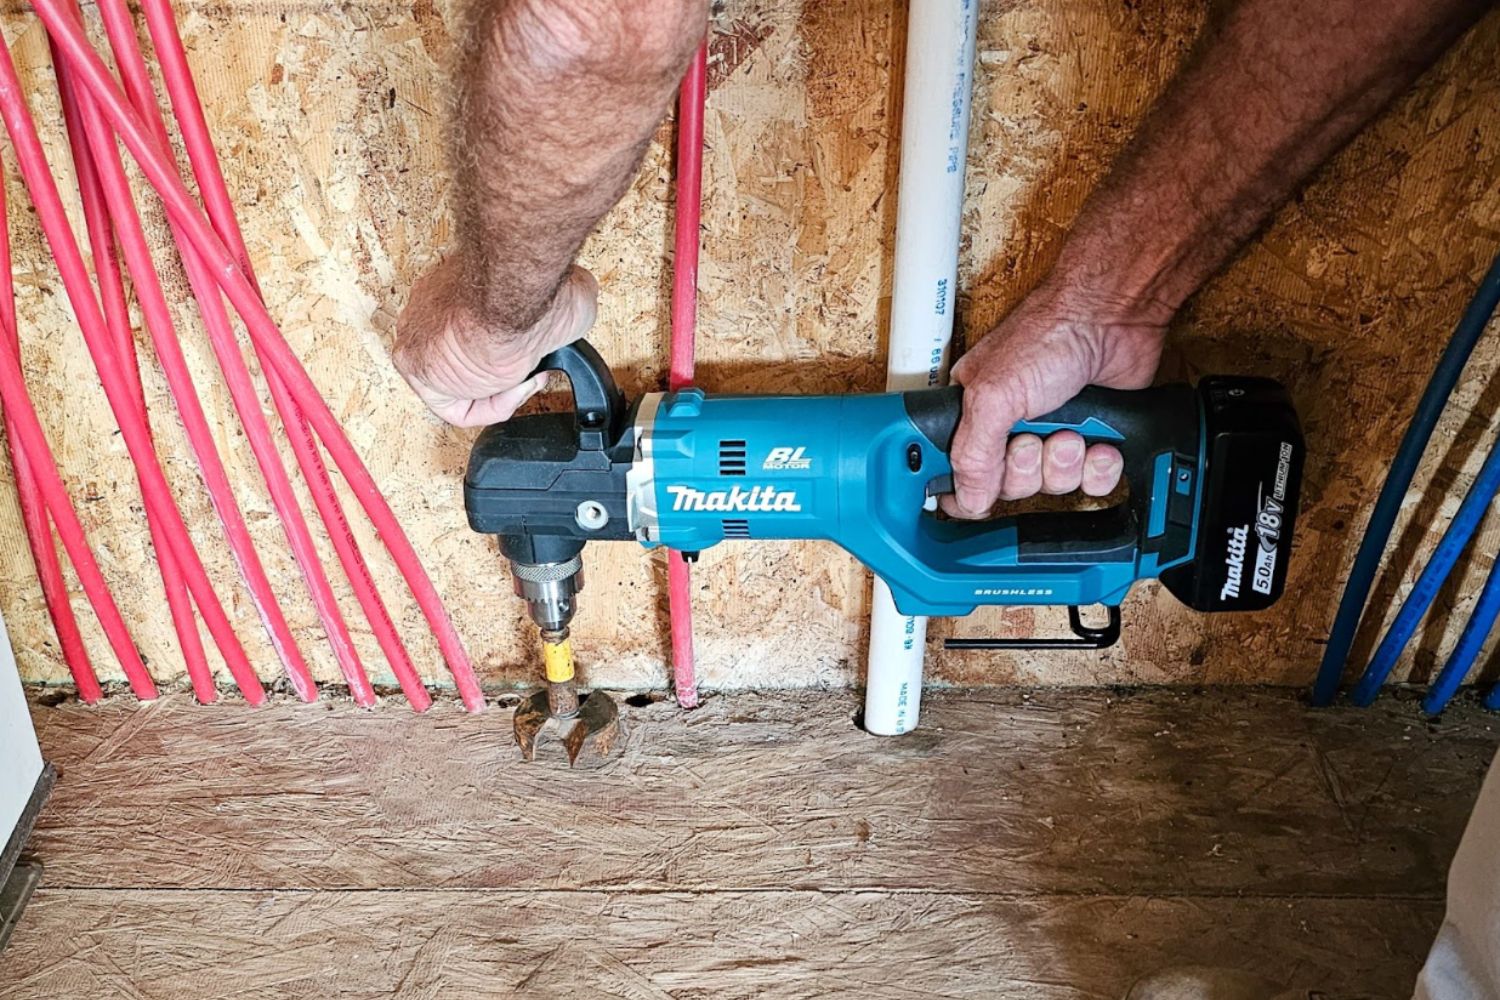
452, 0, 703, 333
945, 0, 1490, 513
1049, 0, 1493, 320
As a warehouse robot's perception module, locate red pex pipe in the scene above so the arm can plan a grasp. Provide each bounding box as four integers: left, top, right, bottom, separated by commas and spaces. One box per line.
52, 42, 216, 703
0, 318, 153, 698
0, 32, 260, 705
0, 165, 153, 698
34, 2, 484, 711
670, 41, 707, 391
59, 2, 369, 708
91, 0, 378, 707
112, 0, 427, 711
666, 39, 708, 710
0, 160, 100, 702
58, 46, 317, 704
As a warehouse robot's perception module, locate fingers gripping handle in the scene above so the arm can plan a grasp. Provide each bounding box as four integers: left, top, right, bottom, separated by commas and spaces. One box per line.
528, 340, 627, 451
902, 382, 1202, 563
902, 383, 1188, 455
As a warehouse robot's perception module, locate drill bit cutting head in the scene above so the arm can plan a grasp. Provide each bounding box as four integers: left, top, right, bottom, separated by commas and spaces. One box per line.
511, 626, 623, 765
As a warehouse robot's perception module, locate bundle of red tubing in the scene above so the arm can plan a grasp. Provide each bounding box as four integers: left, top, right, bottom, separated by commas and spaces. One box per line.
0, 0, 483, 711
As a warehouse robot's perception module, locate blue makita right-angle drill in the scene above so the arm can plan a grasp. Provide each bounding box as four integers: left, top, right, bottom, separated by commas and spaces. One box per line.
465, 341, 1304, 757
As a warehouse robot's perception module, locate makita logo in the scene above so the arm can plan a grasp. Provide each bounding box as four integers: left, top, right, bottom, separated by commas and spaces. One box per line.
1220, 525, 1249, 600
762, 446, 812, 471
668, 484, 803, 513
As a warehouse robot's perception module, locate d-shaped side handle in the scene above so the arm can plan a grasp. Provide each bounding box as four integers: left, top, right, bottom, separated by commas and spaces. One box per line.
528, 340, 628, 451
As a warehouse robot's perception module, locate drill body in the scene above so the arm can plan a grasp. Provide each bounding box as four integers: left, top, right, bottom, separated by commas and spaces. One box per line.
466, 342, 1304, 631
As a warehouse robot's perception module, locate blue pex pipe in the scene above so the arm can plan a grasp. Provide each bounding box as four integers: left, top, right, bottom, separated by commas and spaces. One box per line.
1315, 252, 1500, 705
1485, 669, 1500, 711
1425, 555, 1500, 715
1351, 440, 1500, 706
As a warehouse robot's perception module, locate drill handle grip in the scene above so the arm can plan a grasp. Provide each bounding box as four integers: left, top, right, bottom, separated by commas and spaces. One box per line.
902, 383, 1183, 454
899, 381, 1201, 574
903, 381, 1198, 495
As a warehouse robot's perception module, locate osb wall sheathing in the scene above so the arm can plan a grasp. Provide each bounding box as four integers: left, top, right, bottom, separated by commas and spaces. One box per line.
1, 1, 1498, 695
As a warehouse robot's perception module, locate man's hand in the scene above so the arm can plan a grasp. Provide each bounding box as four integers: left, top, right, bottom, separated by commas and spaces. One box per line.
943, 285, 1167, 518
942, 0, 1490, 518
395, 259, 598, 427
396, 0, 701, 427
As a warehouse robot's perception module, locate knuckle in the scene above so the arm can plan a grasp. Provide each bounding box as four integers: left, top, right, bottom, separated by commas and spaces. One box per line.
515, 0, 700, 81
1041, 469, 1082, 495
1087, 445, 1124, 472
1045, 431, 1084, 465
999, 481, 1038, 502
1007, 432, 1042, 451
949, 429, 986, 466
968, 374, 1020, 413
951, 442, 996, 478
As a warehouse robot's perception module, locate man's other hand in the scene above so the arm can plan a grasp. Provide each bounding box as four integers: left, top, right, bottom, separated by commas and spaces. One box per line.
394, 258, 598, 427
942, 286, 1167, 518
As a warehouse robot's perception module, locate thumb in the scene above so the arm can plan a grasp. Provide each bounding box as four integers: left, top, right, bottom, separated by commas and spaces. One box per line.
943, 379, 1024, 519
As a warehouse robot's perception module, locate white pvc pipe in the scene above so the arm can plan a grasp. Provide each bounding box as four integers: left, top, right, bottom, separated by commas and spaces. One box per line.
864, 0, 979, 736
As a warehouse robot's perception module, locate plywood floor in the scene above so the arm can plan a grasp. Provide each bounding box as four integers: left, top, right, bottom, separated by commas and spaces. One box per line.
1, 687, 1495, 998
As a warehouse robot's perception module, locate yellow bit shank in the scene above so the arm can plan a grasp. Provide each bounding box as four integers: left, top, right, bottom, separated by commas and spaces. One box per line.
543, 637, 575, 684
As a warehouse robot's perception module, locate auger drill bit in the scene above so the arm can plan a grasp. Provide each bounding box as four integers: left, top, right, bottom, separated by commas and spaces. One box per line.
512, 628, 622, 765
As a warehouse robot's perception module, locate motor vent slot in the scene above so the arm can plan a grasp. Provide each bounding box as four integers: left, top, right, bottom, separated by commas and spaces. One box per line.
723, 519, 751, 538
719, 440, 747, 477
